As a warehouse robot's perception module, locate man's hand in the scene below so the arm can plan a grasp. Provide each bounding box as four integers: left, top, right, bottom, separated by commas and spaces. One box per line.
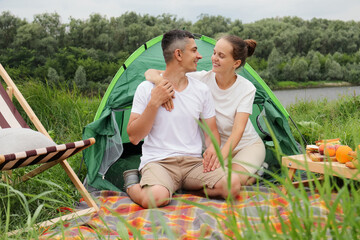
150, 79, 175, 108
202, 145, 221, 172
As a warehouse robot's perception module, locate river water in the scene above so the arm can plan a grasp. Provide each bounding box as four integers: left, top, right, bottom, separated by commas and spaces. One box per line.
272, 85, 360, 107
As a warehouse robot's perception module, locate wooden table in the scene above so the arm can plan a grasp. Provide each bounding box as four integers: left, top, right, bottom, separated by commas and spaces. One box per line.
282, 154, 360, 192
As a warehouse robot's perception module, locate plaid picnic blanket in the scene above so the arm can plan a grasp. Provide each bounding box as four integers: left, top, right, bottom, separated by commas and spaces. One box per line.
40, 186, 343, 239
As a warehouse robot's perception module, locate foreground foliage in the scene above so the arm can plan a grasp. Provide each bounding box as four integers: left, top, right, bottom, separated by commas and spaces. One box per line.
0, 82, 359, 238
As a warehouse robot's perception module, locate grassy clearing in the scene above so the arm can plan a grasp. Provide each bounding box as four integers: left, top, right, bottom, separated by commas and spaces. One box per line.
0, 81, 101, 237
1, 82, 360, 239
275, 80, 353, 90
288, 93, 360, 148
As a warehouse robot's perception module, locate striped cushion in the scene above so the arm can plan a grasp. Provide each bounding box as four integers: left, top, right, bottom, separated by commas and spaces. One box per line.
0, 128, 56, 155
0, 138, 94, 171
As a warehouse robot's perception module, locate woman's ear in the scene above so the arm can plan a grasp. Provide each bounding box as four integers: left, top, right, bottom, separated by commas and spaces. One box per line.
234, 60, 242, 69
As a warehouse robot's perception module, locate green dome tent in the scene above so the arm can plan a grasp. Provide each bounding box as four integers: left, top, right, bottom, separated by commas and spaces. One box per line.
82, 34, 300, 191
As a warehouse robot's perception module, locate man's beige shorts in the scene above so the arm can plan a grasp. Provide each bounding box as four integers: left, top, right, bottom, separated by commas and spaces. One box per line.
140, 156, 226, 196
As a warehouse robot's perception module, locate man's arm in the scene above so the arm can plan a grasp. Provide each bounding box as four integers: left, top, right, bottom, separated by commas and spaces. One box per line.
127, 81, 174, 145
202, 116, 221, 172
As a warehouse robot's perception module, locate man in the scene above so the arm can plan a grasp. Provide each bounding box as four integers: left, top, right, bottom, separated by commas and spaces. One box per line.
126, 30, 240, 208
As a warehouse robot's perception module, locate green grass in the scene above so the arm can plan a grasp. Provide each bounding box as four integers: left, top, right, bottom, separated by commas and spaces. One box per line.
1, 81, 360, 239
275, 80, 352, 90
0, 81, 101, 237
288, 93, 360, 148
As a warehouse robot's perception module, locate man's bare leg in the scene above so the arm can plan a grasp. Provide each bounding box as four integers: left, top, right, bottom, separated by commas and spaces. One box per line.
127, 184, 170, 208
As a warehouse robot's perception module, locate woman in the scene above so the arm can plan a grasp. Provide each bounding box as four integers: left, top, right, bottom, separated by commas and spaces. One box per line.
145, 35, 266, 185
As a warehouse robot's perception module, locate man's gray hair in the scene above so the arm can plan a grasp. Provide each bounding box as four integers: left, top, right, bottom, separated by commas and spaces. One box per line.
161, 30, 195, 63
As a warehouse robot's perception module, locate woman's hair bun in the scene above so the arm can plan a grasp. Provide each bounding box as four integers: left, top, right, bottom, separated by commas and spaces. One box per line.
245, 39, 257, 57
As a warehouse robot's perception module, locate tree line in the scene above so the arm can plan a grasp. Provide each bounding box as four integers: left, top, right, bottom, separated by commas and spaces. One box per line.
1, 11, 360, 94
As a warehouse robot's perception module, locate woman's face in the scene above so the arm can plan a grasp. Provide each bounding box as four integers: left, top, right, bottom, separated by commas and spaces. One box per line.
211, 38, 240, 74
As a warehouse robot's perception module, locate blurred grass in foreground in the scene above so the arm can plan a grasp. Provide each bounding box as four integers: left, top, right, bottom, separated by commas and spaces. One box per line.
1, 81, 360, 239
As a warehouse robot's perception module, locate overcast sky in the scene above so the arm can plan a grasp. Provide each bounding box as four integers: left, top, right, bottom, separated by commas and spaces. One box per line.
1, 0, 360, 23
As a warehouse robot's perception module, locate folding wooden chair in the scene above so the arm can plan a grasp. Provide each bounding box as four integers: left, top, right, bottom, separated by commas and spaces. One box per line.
0, 64, 99, 231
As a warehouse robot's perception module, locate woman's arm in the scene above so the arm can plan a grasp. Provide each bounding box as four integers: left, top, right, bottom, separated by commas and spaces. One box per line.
221, 112, 250, 160
144, 69, 165, 85
145, 69, 173, 111
202, 117, 221, 172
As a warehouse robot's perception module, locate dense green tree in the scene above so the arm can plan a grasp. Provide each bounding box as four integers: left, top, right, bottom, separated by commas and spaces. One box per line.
0, 11, 26, 49
81, 14, 111, 51
74, 65, 87, 90
282, 62, 293, 81
273, 30, 296, 57
292, 57, 308, 82
1, 12, 360, 91
11, 23, 45, 49
45, 46, 87, 80
11, 22, 57, 65
126, 23, 149, 51
355, 49, 360, 63
0, 47, 35, 68
33, 12, 65, 45
344, 63, 360, 83
307, 51, 322, 81
47, 67, 60, 86
66, 17, 86, 47
325, 58, 343, 81
266, 48, 282, 84
77, 57, 118, 83
191, 14, 231, 37
228, 19, 244, 37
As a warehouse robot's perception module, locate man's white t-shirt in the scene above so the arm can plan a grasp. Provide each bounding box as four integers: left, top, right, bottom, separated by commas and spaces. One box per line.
187, 70, 260, 151
131, 76, 216, 170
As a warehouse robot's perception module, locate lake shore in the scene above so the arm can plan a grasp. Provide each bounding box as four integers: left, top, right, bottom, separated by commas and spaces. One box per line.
272, 81, 356, 90
273, 85, 360, 107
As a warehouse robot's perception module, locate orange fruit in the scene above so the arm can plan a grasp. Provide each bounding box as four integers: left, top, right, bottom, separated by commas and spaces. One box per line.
336, 145, 353, 163
324, 143, 336, 157
334, 144, 341, 151
318, 144, 325, 155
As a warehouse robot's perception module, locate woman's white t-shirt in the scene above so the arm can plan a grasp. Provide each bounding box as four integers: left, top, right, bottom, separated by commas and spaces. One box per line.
187, 70, 261, 151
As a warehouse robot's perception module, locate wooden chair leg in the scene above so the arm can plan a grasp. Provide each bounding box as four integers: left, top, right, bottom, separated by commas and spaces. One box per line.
60, 160, 99, 211
2, 170, 13, 183
7, 160, 101, 236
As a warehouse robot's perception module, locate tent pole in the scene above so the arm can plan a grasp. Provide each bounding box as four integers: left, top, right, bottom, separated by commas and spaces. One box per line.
289, 116, 308, 146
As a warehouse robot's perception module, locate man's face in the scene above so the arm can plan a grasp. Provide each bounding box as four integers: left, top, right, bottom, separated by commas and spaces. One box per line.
181, 38, 202, 72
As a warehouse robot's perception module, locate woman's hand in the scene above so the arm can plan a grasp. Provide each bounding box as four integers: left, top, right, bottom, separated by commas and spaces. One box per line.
203, 145, 221, 172
150, 79, 175, 107
145, 69, 175, 111
157, 79, 175, 112
161, 98, 174, 112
